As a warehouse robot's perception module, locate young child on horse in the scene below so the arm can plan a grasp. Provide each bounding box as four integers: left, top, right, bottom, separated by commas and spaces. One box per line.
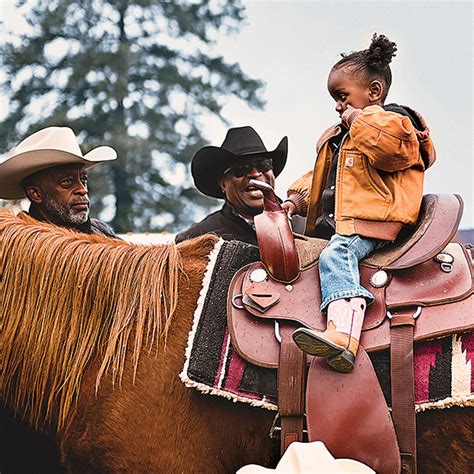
283, 34, 436, 372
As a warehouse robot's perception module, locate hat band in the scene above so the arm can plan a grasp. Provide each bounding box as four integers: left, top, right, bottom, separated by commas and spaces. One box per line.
223, 145, 268, 155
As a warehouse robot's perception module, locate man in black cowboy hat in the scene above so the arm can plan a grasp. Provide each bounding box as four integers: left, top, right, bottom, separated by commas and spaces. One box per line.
175, 126, 287, 245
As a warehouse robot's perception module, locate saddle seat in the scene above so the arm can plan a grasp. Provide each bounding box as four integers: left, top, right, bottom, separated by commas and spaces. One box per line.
296, 193, 465, 270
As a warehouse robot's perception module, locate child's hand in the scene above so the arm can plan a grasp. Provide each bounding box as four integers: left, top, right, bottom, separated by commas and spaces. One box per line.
341, 105, 363, 129
282, 200, 297, 217
341, 105, 354, 128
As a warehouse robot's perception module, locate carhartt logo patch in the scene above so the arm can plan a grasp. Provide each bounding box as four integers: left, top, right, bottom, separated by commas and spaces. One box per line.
345, 156, 354, 167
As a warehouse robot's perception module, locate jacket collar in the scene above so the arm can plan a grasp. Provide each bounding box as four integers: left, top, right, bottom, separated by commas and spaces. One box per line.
316, 124, 344, 153
223, 202, 256, 229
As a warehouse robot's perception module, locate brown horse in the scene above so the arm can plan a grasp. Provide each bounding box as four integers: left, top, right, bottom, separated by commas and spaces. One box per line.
0, 209, 472, 473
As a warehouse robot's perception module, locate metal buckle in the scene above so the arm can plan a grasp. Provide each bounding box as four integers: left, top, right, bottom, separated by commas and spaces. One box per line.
232, 293, 244, 310
269, 413, 309, 440
435, 252, 454, 273
274, 320, 282, 343
440, 262, 453, 273
387, 306, 422, 320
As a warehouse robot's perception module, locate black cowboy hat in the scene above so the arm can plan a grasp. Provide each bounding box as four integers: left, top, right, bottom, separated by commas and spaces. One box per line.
191, 126, 288, 199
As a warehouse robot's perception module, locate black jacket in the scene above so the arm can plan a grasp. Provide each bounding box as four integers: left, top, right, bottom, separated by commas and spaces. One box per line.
175, 203, 258, 246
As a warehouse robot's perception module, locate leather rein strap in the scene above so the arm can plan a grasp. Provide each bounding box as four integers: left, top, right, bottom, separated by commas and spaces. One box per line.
389, 309, 419, 474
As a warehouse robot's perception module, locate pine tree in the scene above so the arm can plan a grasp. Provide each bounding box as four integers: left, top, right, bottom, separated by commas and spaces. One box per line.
0, 0, 264, 232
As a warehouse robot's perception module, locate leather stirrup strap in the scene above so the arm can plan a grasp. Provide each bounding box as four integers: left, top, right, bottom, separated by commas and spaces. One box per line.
278, 326, 306, 455
390, 311, 418, 474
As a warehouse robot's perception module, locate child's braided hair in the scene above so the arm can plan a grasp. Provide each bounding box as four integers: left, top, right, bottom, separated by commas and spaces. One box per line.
333, 34, 398, 101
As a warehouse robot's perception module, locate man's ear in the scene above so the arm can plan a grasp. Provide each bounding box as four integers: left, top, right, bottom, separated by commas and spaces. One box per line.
25, 186, 43, 204
218, 176, 227, 196
369, 80, 383, 103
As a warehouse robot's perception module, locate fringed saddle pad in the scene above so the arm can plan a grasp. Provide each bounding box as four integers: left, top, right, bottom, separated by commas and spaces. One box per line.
180, 239, 474, 412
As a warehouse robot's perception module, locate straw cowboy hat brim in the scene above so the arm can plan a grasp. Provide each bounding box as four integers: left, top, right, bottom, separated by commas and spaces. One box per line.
0, 126, 117, 199
191, 126, 288, 199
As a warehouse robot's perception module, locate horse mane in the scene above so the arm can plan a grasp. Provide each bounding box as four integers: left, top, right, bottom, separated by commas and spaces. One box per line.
0, 209, 215, 432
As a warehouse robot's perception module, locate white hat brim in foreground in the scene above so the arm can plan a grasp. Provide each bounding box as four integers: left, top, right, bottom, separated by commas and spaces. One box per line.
237, 441, 375, 474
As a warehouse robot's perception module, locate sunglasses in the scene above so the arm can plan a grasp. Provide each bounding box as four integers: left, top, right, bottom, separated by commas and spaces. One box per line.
224, 158, 273, 178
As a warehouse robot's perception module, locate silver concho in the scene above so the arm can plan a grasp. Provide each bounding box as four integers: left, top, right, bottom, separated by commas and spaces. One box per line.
249, 268, 268, 282
370, 270, 389, 288
434, 253, 454, 264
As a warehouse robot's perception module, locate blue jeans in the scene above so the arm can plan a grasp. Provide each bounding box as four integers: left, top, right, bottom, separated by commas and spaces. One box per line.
319, 234, 380, 311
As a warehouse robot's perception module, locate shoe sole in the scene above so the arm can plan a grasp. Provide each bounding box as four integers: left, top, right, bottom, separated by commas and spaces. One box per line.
327, 350, 355, 373
292, 328, 344, 357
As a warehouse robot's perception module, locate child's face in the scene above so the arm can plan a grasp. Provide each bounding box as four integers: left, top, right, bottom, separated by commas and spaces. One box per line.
327, 67, 381, 117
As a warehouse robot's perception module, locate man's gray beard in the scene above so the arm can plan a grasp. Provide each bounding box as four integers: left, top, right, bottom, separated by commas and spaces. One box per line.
43, 194, 89, 226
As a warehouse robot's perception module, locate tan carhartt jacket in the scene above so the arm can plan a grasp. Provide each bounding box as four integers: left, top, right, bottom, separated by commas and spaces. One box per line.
288, 105, 436, 240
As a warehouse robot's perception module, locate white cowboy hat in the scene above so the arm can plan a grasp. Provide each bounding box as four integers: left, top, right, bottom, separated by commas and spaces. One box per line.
237, 441, 375, 474
0, 126, 117, 199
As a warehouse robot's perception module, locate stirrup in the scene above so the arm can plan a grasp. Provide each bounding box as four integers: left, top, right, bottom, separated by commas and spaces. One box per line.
292, 327, 344, 358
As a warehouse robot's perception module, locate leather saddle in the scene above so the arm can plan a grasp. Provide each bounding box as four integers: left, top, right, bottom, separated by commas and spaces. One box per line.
227, 180, 473, 473
228, 183, 472, 366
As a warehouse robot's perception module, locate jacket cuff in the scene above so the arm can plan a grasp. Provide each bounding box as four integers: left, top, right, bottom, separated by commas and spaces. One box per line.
342, 108, 363, 128
286, 192, 308, 216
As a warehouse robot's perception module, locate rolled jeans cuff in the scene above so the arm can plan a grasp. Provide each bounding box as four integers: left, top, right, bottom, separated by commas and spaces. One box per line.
320, 288, 374, 313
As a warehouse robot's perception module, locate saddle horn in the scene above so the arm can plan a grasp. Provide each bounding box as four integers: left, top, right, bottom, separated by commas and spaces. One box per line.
250, 179, 300, 283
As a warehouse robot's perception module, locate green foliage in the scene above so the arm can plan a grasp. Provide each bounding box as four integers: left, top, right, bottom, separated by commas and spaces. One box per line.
1, 0, 265, 232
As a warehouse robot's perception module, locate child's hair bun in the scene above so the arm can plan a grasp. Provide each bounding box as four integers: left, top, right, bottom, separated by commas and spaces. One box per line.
366, 34, 397, 70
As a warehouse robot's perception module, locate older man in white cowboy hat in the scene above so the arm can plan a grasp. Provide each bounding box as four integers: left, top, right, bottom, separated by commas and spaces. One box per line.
175, 126, 288, 245
0, 126, 117, 236
0, 125, 118, 473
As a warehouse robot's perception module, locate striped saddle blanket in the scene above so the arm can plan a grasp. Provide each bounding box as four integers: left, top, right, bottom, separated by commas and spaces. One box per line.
180, 239, 474, 412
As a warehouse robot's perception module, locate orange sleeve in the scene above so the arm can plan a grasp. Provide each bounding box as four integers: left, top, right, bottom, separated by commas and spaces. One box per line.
286, 170, 314, 216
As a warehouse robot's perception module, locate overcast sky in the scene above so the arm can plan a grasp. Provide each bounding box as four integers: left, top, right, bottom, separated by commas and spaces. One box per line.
1, 0, 472, 228
202, 0, 473, 229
